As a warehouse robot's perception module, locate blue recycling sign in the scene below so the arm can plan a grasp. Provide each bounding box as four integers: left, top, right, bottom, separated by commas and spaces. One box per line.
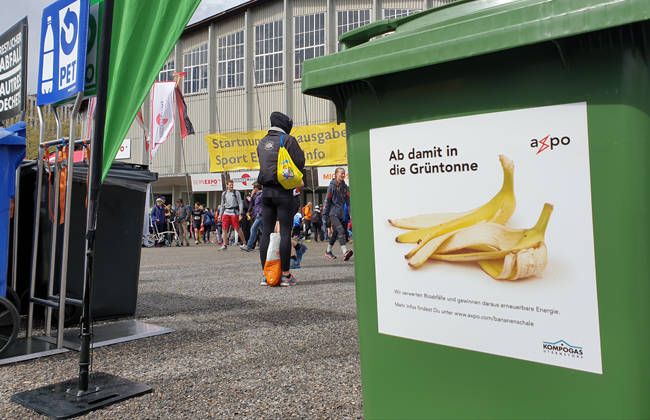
37, 0, 89, 106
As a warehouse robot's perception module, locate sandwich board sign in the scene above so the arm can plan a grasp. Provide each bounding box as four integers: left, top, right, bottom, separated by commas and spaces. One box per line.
0, 17, 28, 121
37, 0, 89, 106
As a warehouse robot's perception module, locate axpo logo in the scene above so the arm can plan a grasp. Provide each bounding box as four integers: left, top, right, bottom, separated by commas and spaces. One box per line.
531, 135, 571, 154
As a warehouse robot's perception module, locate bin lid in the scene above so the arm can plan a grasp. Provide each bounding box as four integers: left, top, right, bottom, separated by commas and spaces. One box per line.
302, 0, 650, 120
0, 121, 27, 147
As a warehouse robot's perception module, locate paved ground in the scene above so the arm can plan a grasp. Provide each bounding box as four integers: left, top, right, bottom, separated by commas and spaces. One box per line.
0, 239, 362, 419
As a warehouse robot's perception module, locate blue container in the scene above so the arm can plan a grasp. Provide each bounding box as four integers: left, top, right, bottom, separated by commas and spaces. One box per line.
0, 121, 26, 298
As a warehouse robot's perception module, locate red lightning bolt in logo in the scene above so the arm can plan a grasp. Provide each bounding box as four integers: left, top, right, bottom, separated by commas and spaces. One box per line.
536, 135, 550, 155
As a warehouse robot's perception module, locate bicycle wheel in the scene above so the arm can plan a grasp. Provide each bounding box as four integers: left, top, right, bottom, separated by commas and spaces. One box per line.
0, 296, 19, 355
143, 234, 156, 247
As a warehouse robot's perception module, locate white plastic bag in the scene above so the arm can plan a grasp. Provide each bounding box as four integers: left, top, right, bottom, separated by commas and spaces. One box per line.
263, 233, 282, 286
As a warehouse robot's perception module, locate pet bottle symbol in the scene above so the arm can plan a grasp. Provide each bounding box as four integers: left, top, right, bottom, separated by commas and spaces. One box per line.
41, 16, 54, 94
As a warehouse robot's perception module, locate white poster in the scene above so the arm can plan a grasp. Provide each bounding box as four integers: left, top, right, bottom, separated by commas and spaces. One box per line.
150, 81, 176, 159
317, 165, 349, 187
369, 103, 602, 374
115, 138, 131, 160
191, 173, 223, 192
229, 170, 259, 190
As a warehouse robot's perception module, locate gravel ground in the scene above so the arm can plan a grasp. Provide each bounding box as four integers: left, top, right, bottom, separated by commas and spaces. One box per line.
0, 240, 363, 419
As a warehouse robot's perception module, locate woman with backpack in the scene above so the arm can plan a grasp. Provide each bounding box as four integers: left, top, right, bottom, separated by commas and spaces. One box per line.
256, 112, 306, 287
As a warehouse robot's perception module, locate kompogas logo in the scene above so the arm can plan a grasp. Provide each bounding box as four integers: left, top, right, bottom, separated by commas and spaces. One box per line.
542, 340, 584, 358
531, 135, 571, 154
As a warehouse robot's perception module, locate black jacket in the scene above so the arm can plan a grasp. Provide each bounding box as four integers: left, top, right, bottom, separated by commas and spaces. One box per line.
256, 113, 305, 197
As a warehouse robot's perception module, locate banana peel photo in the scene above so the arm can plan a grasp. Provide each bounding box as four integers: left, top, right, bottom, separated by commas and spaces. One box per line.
389, 155, 554, 281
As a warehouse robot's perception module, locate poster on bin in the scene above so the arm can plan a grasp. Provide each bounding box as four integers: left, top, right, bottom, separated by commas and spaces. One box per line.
0, 17, 28, 121
369, 102, 602, 374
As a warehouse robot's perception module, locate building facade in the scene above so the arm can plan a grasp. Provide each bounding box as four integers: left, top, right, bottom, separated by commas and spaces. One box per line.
119, 0, 458, 207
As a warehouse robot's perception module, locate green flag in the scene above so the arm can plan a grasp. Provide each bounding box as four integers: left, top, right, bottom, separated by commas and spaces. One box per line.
102, 0, 201, 182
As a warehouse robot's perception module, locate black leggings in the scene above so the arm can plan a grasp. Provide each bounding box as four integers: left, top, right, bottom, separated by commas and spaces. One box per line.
329, 216, 346, 247
259, 196, 294, 272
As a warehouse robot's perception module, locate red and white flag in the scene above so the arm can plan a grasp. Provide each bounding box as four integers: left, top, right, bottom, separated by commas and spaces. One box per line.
86, 97, 96, 139
150, 81, 176, 159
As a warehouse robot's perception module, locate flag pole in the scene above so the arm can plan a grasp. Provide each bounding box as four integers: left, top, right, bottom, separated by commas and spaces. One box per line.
173, 74, 192, 202
77, 0, 115, 393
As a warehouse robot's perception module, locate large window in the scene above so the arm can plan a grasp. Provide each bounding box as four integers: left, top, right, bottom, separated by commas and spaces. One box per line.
218, 30, 244, 89
255, 21, 283, 85
383, 9, 420, 19
156, 59, 175, 82
337, 10, 371, 51
183, 44, 208, 94
294, 13, 325, 80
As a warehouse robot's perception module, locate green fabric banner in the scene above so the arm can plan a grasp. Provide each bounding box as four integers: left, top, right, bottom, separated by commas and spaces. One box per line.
102, 0, 201, 182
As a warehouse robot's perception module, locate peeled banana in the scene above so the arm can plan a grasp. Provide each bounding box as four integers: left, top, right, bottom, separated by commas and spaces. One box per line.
393, 155, 516, 244
406, 204, 552, 280
389, 155, 554, 281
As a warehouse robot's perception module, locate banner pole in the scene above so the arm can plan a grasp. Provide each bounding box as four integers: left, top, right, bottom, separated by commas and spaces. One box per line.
77, 0, 115, 393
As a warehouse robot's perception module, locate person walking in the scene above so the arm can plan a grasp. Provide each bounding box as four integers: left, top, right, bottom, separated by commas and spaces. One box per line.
240, 183, 263, 252
203, 206, 214, 243
175, 198, 191, 246
256, 111, 306, 286
215, 205, 223, 244
323, 167, 353, 261
191, 202, 204, 244
302, 202, 313, 241
311, 205, 322, 242
292, 210, 303, 239
218, 179, 247, 251
151, 198, 166, 246
241, 192, 252, 244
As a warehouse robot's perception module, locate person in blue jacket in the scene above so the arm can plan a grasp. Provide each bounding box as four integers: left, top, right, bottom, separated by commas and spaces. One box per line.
150, 198, 166, 240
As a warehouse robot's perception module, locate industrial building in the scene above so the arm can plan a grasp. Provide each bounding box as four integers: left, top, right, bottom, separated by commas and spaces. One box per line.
117, 0, 458, 207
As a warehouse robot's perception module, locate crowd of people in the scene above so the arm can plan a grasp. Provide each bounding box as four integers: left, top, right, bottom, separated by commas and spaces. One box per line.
148, 112, 353, 286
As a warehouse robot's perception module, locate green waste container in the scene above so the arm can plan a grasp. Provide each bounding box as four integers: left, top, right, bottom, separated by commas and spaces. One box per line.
302, 1, 650, 419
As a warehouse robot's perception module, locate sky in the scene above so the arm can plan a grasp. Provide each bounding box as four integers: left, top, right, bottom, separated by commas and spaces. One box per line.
0, 0, 243, 94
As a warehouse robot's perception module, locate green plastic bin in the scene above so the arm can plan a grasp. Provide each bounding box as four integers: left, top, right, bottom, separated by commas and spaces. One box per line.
302, 1, 650, 419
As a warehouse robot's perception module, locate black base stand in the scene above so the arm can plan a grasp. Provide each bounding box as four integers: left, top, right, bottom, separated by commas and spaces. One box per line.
11, 372, 152, 419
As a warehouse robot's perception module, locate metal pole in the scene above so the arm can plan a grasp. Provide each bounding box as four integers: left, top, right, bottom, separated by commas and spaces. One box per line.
46, 107, 63, 340
301, 96, 317, 205
310, 168, 316, 205
215, 104, 221, 133
57, 92, 84, 347
254, 89, 263, 131
11, 163, 20, 292
78, 0, 113, 393
180, 140, 192, 203
27, 106, 46, 338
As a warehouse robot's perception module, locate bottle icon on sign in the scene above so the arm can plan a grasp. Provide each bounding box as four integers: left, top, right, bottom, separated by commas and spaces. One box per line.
41, 16, 54, 94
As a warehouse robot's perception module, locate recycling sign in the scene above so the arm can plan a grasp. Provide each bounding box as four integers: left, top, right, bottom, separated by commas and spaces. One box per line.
37, 0, 89, 106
